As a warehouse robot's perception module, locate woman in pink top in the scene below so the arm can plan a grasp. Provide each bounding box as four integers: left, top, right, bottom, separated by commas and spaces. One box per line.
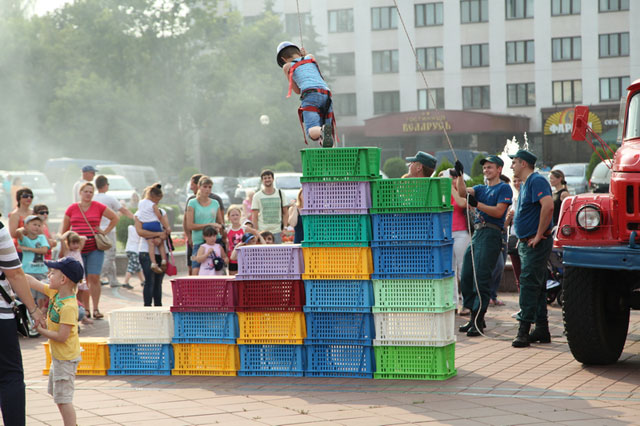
441, 169, 471, 315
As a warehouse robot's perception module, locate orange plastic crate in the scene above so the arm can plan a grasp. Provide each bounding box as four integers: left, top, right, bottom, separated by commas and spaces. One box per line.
237, 312, 306, 344
302, 247, 373, 280
43, 337, 110, 376
172, 344, 239, 376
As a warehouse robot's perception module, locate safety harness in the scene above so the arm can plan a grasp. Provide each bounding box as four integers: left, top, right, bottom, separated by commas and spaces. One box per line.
287, 57, 338, 145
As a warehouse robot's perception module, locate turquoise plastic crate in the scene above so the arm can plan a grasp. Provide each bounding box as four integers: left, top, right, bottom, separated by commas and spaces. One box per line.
301, 215, 372, 247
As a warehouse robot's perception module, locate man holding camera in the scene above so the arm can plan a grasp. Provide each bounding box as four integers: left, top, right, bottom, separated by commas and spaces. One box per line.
455, 156, 512, 337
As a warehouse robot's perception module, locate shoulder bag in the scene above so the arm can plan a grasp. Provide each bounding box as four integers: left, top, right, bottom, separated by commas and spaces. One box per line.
78, 203, 113, 251
0, 275, 36, 337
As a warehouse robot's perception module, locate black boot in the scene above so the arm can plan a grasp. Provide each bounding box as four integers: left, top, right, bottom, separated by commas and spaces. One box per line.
459, 310, 486, 332
512, 321, 531, 347
466, 311, 486, 337
529, 320, 551, 343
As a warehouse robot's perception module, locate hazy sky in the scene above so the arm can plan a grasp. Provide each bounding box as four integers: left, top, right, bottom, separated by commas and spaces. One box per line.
33, 0, 70, 15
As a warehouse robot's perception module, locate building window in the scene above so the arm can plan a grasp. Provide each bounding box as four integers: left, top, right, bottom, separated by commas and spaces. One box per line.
461, 0, 488, 23
505, 0, 533, 19
506, 40, 534, 64
461, 43, 489, 68
285, 13, 312, 36
418, 88, 445, 110
329, 53, 355, 76
462, 86, 490, 109
328, 9, 354, 33
507, 83, 535, 106
415, 2, 443, 26
599, 32, 630, 58
553, 80, 582, 104
599, 0, 629, 12
374, 91, 400, 115
416, 47, 444, 70
372, 50, 399, 73
551, 0, 581, 15
333, 93, 357, 116
552, 36, 581, 61
372, 6, 397, 30
600, 76, 630, 102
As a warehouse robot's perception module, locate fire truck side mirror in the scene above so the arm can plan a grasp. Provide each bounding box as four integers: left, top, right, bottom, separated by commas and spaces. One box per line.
571, 105, 589, 141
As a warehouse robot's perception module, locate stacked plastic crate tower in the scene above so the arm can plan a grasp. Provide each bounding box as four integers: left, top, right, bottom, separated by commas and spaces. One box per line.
369, 175, 457, 380
235, 243, 306, 376
299, 147, 380, 378
170, 276, 239, 376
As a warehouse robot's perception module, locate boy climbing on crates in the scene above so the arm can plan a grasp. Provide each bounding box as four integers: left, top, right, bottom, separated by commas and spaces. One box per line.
277, 41, 335, 148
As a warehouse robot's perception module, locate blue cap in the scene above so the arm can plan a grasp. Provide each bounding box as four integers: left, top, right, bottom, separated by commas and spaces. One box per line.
509, 149, 537, 166
82, 165, 97, 173
242, 233, 255, 244
45, 257, 84, 284
405, 151, 437, 170
480, 155, 504, 168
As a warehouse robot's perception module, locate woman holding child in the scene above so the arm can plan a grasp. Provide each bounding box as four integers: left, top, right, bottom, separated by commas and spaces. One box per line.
61, 182, 119, 319
185, 176, 225, 275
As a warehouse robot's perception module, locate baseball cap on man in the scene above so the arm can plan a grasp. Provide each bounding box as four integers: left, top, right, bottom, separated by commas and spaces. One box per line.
44, 257, 85, 284
82, 165, 98, 173
405, 151, 437, 170
479, 155, 504, 168
509, 149, 537, 166
24, 215, 42, 225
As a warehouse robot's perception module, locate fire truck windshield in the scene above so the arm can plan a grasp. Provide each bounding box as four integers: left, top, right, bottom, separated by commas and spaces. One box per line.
627, 92, 640, 139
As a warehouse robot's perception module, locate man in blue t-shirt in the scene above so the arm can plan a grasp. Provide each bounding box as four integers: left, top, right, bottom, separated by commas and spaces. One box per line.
510, 149, 554, 348
455, 155, 512, 337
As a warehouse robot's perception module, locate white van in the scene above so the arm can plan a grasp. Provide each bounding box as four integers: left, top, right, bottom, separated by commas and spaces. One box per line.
99, 164, 160, 193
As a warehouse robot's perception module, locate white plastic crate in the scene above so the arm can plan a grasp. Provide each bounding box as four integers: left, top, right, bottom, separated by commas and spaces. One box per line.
108, 307, 174, 344
373, 310, 455, 347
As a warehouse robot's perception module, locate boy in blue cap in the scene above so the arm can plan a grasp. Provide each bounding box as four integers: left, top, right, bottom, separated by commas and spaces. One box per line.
27, 257, 83, 426
277, 41, 335, 148
510, 149, 554, 347
454, 156, 512, 336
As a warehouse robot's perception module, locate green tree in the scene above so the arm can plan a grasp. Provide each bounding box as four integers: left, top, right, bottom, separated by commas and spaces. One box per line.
471, 154, 485, 178
435, 159, 453, 177
586, 147, 617, 180
383, 157, 407, 178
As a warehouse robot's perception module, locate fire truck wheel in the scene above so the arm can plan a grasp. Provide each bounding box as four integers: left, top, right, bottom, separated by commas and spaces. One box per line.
563, 266, 629, 365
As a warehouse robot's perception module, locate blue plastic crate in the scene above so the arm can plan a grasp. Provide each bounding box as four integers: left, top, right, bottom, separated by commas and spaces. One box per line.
172, 312, 238, 344
303, 280, 374, 312
372, 242, 454, 279
305, 343, 375, 378
108, 343, 173, 374
238, 345, 305, 377
371, 212, 452, 244
304, 312, 375, 345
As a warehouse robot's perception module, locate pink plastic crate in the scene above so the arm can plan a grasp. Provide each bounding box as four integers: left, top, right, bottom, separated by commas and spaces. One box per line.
237, 244, 304, 278
171, 276, 236, 312
301, 182, 371, 215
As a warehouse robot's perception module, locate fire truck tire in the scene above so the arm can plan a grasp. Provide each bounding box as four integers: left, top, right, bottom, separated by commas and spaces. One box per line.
563, 266, 629, 365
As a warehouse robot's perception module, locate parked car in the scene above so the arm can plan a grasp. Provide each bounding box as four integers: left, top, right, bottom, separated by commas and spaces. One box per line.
209, 176, 240, 204
551, 163, 589, 195
274, 172, 302, 205
43, 157, 117, 207
98, 175, 136, 205
234, 176, 261, 202
0, 170, 57, 210
99, 164, 160, 194
589, 160, 613, 193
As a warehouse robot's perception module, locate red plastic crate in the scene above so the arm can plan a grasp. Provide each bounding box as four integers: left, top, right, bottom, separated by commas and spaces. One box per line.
171, 276, 236, 312
236, 280, 305, 312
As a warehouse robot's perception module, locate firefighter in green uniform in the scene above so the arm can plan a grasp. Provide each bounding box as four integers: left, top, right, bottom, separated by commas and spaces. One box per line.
455, 156, 512, 337
509, 150, 554, 347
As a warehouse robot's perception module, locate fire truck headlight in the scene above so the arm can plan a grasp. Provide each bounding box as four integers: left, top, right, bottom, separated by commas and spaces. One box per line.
576, 205, 601, 231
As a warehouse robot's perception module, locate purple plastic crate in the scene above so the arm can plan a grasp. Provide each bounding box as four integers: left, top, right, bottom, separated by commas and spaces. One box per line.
301, 182, 371, 215
237, 244, 304, 277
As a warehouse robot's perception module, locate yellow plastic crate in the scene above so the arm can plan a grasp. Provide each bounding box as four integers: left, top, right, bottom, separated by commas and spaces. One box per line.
237, 312, 306, 344
172, 344, 239, 376
302, 247, 373, 280
43, 337, 110, 376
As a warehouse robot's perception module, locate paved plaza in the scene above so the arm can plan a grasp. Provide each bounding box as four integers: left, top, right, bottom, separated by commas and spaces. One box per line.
19, 276, 640, 426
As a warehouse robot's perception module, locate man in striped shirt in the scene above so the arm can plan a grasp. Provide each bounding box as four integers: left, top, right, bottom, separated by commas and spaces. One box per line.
0, 221, 46, 425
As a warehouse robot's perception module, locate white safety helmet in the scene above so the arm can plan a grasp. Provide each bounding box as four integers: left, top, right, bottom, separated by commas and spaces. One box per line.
276, 41, 300, 67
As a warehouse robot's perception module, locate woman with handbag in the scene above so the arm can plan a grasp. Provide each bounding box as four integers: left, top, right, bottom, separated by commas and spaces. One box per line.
60, 182, 118, 319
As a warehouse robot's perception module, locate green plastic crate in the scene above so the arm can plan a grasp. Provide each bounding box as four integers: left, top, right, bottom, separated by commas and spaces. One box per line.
301, 215, 372, 247
300, 147, 381, 182
372, 277, 455, 313
374, 344, 456, 380
370, 178, 452, 214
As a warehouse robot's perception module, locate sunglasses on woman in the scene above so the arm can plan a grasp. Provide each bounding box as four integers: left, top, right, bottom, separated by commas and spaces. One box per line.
21, 194, 33, 199
37, 211, 49, 215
